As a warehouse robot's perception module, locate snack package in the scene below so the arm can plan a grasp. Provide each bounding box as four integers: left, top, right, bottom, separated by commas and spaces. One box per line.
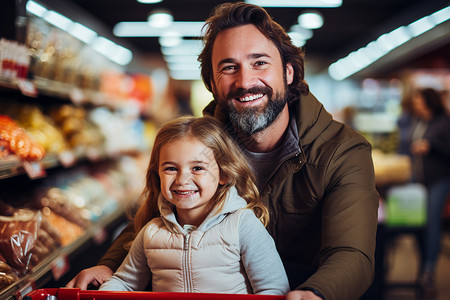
0, 115, 45, 161
0, 209, 41, 276
0, 254, 19, 291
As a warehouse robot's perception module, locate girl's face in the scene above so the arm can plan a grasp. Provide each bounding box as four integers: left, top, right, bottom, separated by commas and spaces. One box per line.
158, 137, 225, 226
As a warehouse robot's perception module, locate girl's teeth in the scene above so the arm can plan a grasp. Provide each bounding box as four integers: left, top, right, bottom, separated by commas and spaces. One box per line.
176, 191, 195, 195
240, 94, 263, 102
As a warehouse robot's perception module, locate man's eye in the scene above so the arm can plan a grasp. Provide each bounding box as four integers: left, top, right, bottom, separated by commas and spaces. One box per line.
222, 65, 236, 72
254, 61, 267, 67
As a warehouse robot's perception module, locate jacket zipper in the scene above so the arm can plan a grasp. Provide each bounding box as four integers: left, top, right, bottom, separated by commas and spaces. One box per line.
183, 234, 192, 292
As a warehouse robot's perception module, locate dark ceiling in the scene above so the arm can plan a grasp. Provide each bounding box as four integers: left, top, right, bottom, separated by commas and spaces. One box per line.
59, 0, 450, 74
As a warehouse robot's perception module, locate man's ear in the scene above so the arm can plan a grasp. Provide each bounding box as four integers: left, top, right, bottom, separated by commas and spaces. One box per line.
286, 63, 294, 85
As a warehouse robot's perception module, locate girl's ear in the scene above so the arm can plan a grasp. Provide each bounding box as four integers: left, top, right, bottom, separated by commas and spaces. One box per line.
219, 172, 228, 185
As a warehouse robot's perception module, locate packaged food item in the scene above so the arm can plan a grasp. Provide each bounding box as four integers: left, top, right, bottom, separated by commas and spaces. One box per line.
0, 115, 45, 161
41, 207, 83, 247
0, 209, 41, 276
0, 256, 18, 291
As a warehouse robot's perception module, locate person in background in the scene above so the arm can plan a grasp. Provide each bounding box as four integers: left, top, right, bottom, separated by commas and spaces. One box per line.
397, 94, 416, 157
68, 3, 379, 299
99, 116, 289, 294
410, 87, 450, 297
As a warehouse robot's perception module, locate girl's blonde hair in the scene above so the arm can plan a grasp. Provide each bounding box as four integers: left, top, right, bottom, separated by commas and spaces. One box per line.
132, 116, 269, 236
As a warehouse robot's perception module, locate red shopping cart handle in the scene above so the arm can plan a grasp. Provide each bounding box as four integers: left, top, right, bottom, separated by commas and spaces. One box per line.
24, 288, 286, 300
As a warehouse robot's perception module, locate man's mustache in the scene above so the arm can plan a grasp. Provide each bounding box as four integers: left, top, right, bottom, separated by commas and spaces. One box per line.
226, 86, 273, 100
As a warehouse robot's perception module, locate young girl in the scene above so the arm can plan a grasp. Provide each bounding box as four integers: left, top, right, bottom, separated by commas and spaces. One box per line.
99, 116, 290, 295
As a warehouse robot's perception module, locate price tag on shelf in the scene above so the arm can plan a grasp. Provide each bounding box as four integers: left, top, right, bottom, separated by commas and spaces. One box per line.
22, 161, 46, 179
93, 227, 107, 245
51, 255, 70, 281
69, 87, 85, 104
17, 79, 38, 97
16, 283, 36, 299
14, 280, 36, 299
58, 150, 76, 167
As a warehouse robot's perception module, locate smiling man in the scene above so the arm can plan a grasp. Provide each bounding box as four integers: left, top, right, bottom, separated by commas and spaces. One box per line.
67, 3, 379, 300
198, 3, 379, 300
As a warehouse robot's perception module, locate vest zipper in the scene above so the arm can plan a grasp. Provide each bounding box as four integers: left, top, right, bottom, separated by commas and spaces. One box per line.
183, 233, 192, 292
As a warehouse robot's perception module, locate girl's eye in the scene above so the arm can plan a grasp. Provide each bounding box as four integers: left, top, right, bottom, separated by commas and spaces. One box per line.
193, 166, 205, 171
164, 167, 177, 172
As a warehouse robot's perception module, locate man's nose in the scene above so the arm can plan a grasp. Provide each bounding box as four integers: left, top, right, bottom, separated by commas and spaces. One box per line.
235, 66, 257, 90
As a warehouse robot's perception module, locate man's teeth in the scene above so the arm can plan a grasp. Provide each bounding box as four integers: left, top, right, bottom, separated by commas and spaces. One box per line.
239, 94, 263, 102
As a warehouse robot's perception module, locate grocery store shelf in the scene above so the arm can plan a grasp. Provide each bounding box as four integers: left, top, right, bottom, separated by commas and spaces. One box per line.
0, 154, 60, 180
0, 205, 126, 300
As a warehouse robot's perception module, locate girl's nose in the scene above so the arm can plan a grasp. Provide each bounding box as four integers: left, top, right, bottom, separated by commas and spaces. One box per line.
176, 171, 192, 185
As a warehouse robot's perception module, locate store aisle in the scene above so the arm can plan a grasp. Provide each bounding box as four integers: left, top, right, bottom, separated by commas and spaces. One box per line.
383, 232, 450, 299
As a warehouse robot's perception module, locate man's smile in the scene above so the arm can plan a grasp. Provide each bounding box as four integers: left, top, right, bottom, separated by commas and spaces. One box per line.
237, 93, 264, 102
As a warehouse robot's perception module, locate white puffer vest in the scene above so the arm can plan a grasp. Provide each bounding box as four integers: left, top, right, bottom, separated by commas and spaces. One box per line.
143, 187, 252, 293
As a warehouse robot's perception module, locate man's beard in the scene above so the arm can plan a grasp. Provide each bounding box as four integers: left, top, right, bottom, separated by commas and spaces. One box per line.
226, 85, 288, 136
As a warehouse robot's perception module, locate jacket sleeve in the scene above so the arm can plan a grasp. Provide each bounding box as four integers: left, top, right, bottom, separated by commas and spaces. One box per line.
299, 139, 379, 300
239, 210, 290, 295
99, 226, 151, 291
98, 222, 135, 272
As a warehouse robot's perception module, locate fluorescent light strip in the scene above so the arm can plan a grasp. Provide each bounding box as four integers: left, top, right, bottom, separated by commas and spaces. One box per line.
245, 0, 342, 8
328, 6, 450, 81
26, 0, 47, 17
26, 0, 132, 66
69, 22, 98, 44
114, 21, 205, 37
169, 69, 201, 80
167, 61, 201, 71
43, 10, 73, 31
161, 39, 203, 56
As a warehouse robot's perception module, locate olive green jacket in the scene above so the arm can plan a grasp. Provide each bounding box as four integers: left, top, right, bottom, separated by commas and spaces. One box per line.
99, 93, 379, 300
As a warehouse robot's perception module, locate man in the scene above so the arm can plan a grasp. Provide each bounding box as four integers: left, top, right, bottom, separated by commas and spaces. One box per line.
67, 3, 379, 300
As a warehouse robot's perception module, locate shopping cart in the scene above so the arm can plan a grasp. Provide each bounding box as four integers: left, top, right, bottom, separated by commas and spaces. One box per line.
24, 288, 286, 300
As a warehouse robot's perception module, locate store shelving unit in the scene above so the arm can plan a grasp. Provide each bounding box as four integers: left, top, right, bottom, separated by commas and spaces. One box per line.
0, 76, 142, 300
0, 207, 125, 300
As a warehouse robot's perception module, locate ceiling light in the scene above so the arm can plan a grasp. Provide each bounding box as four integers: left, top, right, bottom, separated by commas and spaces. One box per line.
289, 25, 313, 39
245, 0, 342, 8
114, 21, 205, 37
160, 39, 203, 56
147, 10, 173, 28
43, 10, 73, 31
288, 32, 307, 47
137, 0, 162, 3
298, 11, 323, 29
328, 5, 450, 81
169, 69, 201, 81
92, 36, 117, 56
111, 45, 133, 65
68, 22, 98, 44
26, 0, 47, 17
159, 32, 182, 47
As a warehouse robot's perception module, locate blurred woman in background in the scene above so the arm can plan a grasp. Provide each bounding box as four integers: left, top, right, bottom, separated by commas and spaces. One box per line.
410, 87, 450, 297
